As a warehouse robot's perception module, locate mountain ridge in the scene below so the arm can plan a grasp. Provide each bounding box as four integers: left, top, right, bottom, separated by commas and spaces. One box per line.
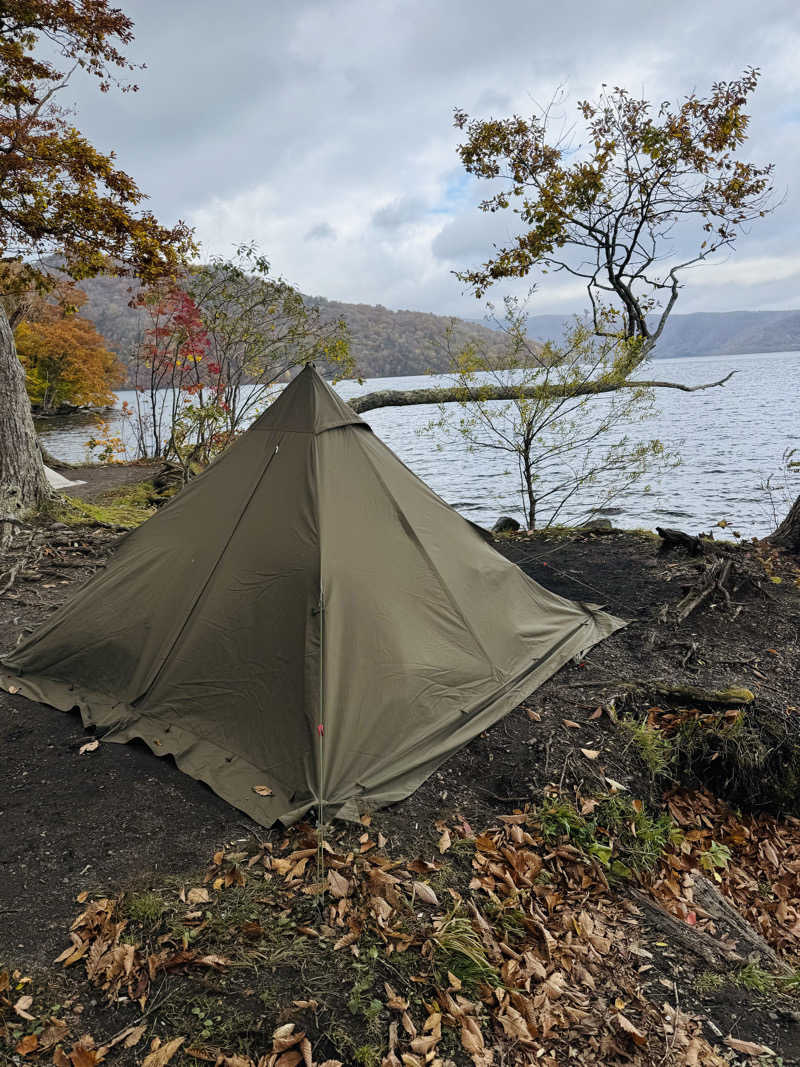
71, 271, 800, 381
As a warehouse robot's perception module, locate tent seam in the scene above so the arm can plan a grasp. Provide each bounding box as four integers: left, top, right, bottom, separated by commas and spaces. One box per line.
352, 431, 498, 680
130, 436, 285, 707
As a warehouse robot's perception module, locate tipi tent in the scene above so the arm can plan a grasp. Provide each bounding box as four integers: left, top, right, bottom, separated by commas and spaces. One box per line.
0, 366, 624, 826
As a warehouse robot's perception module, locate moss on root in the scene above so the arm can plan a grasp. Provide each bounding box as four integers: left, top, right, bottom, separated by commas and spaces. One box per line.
45, 481, 156, 528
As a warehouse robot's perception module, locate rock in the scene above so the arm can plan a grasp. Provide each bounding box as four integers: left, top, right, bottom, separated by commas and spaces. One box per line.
580, 518, 613, 532
492, 516, 521, 534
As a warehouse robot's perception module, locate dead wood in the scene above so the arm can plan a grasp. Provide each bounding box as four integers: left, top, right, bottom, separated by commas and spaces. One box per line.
631, 888, 747, 968
656, 527, 715, 556
673, 557, 733, 621
691, 875, 785, 971
349, 371, 737, 415
558, 679, 754, 706
633, 875, 786, 974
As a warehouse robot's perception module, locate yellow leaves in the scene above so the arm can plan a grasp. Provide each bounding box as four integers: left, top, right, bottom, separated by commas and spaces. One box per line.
141, 1036, 186, 1067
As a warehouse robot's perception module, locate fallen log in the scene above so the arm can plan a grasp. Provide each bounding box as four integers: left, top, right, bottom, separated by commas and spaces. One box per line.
631, 889, 746, 968
349, 371, 737, 415
633, 874, 786, 973
558, 679, 755, 705
692, 875, 783, 971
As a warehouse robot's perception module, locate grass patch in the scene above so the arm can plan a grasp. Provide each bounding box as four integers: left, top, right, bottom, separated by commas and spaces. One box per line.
695, 963, 800, 1001
620, 716, 674, 779
48, 480, 156, 528
122, 890, 166, 927
535, 794, 674, 878
671, 707, 800, 817
431, 911, 498, 990
694, 970, 726, 995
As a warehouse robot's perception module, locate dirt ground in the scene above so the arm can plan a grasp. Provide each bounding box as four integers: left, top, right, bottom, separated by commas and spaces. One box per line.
46, 461, 161, 502
2, 511, 800, 1063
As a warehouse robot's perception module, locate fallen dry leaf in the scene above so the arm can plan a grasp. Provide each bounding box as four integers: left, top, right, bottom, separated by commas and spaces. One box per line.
460, 1017, 485, 1057
616, 1012, 647, 1047
14, 994, 34, 1019
724, 1036, 776, 1056
581, 748, 600, 760
438, 827, 452, 854
273, 1052, 302, 1067
327, 870, 350, 898
15, 1033, 38, 1056
141, 1036, 185, 1067
411, 881, 439, 906
562, 719, 580, 729
186, 887, 210, 905
79, 740, 99, 755
252, 785, 273, 797
120, 1025, 147, 1049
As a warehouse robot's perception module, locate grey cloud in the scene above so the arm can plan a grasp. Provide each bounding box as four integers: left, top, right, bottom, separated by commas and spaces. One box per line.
371, 197, 428, 230
305, 222, 337, 242
61, 0, 800, 318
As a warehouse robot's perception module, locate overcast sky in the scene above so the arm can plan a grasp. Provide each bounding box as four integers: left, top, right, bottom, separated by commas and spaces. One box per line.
66, 0, 800, 319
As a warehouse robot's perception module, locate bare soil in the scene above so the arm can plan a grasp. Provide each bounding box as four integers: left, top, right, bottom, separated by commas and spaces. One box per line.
2, 520, 800, 1063
46, 461, 161, 502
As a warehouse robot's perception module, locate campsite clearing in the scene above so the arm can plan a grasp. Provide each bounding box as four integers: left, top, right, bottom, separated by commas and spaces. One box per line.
2, 515, 800, 1063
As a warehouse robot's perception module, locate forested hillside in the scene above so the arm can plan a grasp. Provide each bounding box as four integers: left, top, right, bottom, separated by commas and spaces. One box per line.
73, 273, 525, 383
523, 310, 800, 359
72, 271, 800, 383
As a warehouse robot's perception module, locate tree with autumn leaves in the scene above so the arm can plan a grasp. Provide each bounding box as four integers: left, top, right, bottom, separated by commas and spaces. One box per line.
15, 290, 124, 412
0, 0, 192, 523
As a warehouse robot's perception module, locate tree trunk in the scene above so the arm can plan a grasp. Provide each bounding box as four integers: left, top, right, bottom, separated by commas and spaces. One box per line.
347, 370, 736, 415
0, 302, 52, 522
768, 493, 800, 553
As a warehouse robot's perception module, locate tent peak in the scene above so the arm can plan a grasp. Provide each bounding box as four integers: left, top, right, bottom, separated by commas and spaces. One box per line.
253, 363, 367, 436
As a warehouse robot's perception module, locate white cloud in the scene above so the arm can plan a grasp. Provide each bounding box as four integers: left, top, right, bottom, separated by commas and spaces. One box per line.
66, 0, 800, 318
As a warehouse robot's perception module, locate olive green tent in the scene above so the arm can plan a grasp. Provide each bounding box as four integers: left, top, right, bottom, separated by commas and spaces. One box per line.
0, 365, 624, 825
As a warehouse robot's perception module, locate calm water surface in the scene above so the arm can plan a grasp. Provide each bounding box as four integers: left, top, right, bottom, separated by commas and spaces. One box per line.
37, 351, 799, 538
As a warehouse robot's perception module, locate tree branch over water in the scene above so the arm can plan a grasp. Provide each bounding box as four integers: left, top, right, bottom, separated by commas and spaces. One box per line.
348, 370, 736, 414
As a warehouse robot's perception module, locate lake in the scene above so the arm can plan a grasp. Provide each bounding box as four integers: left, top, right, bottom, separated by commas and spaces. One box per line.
36, 351, 799, 538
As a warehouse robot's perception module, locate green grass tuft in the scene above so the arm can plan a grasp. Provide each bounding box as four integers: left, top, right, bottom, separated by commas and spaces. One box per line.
48, 480, 156, 528
620, 716, 674, 779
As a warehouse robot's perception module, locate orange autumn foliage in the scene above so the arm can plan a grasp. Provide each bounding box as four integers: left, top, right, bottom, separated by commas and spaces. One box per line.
16, 300, 124, 412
